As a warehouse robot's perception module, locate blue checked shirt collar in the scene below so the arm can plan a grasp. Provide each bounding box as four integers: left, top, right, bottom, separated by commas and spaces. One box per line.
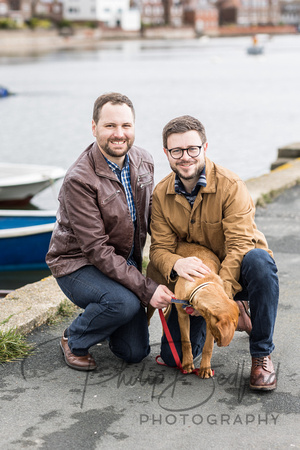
105, 154, 136, 223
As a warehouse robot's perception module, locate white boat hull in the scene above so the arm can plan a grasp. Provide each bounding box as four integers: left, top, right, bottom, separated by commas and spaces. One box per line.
0, 163, 65, 205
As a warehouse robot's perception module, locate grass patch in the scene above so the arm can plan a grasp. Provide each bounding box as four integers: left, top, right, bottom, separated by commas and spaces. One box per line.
0, 300, 77, 364
46, 298, 78, 325
0, 314, 15, 326
0, 329, 33, 364
257, 188, 286, 207
57, 299, 78, 318
257, 181, 300, 207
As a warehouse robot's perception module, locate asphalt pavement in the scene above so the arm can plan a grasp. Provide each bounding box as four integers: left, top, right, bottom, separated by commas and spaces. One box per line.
0, 170, 300, 449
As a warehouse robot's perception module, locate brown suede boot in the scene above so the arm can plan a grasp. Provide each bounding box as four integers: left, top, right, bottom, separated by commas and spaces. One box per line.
60, 335, 97, 371
250, 355, 277, 390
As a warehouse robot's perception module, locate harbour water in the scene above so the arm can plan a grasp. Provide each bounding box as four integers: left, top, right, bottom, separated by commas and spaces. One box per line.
1, 34, 300, 289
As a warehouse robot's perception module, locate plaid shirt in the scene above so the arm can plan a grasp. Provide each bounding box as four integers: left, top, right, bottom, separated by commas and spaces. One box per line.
174, 166, 207, 207
106, 154, 137, 267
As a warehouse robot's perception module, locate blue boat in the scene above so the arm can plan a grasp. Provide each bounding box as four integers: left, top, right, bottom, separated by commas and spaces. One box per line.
247, 45, 264, 55
0, 86, 10, 98
247, 35, 264, 55
0, 210, 57, 271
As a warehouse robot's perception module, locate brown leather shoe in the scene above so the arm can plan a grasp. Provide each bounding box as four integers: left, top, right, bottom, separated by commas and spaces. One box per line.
250, 355, 277, 390
236, 300, 252, 335
60, 336, 96, 371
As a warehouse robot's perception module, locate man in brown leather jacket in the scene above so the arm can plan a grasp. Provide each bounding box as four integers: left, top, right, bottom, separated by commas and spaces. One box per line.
147, 115, 279, 391
46, 92, 173, 371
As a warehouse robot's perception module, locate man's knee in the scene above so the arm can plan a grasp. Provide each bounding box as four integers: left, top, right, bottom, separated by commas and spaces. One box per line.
110, 342, 150, 364
126, 346, 150, 364
242, 249, 278, 280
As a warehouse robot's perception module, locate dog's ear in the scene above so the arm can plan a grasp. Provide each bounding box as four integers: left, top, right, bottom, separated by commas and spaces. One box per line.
214, 315, 235, 347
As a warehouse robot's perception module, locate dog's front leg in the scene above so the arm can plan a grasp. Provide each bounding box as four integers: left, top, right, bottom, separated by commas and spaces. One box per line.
198, 326, 214, 379
176, 305, 194, 373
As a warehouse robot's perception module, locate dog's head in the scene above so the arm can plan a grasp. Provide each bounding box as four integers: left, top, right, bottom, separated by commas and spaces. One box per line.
208, 313, 237, 347
191, 283, 239, 347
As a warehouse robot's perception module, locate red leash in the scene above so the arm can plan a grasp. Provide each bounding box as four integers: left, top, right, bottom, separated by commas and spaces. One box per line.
157, 308, 185, 370
157, 308, 199, 375
156, 307, 215, 377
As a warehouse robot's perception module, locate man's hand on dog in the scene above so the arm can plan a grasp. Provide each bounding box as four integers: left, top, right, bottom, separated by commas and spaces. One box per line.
149, 285, 173, 309
173, 257, 211, 282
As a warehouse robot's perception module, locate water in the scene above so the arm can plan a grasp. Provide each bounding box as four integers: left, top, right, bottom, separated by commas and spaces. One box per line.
1, 34, 300, 289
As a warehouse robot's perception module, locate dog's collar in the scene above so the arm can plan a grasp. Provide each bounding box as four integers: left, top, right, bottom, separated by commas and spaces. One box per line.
171, 282, 215, 307
189, 282, 214, 304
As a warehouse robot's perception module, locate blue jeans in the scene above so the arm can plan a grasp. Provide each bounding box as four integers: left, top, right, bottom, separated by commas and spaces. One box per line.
56, 265, 150, 363
161, 248, 279, 366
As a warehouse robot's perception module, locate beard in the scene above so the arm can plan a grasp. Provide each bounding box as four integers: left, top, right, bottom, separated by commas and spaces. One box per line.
100, 138, 134, 158
171, 160, 205, 181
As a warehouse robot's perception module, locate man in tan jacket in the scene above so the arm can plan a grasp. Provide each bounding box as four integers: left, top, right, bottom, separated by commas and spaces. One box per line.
148, 115, 279, 391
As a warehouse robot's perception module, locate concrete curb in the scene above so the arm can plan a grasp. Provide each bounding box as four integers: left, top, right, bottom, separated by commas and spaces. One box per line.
1, 158, 300, 335
0, 276, 66, 334
246, 158, 300, 205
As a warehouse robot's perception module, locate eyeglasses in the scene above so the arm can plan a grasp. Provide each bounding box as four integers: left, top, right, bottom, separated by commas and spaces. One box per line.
167, 145, 203, 160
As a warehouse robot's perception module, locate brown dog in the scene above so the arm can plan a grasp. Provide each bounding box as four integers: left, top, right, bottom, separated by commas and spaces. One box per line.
174, 242, 239, 378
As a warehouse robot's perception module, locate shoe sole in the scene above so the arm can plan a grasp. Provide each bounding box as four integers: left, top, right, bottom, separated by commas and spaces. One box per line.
249, 383, 277, 391
60, 341, 97, 371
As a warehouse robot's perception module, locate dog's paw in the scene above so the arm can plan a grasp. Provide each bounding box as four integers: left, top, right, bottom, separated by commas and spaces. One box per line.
182, 362, 195, 374
198, 367, 214, 379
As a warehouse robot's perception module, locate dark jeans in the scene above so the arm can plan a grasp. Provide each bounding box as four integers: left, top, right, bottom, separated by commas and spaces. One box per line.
161, 248, 279, 366
57, 265, 150, 363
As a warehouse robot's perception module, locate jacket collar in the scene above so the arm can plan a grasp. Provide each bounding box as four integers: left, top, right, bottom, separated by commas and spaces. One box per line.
202, 158, 217, 194
91, 142, 142, 177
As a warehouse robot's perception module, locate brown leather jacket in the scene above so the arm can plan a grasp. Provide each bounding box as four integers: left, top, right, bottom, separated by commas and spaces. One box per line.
46, 142, 158, 306
149, 157, 273, 299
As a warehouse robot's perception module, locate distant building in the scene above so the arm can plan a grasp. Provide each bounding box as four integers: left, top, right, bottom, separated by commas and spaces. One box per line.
137, 0, 218, 31
281, 0, 300, 27
0, 0, 31, 24
164, 0, 184, 26
33, 1, 63, 22
239, 0, 281, 25
217, 0, 281, 26
184, 0, 219, 33
62, 0, 141, 30
139, 0, 182, 27
0, 0, 295, 31
140, 1, 164, 26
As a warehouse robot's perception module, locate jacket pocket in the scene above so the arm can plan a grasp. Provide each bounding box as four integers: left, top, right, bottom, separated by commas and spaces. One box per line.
137, 172, 153, 189
101, 190, 121, 205
200, 221, 225, 252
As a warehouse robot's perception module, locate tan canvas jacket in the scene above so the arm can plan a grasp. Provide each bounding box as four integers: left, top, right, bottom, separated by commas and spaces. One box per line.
149, 157, 273, 299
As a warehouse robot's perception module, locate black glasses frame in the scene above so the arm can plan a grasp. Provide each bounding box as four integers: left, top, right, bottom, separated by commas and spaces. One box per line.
167, 145, 203, 160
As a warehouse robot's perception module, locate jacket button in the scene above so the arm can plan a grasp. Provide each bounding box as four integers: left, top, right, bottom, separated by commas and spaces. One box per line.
191, 219, 195, 224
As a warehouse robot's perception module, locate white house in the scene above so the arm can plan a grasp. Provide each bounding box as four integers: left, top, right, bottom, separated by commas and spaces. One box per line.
62, 0, 141, 30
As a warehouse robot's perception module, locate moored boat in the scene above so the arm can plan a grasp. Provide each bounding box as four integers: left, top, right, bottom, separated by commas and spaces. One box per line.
0, 163, 65, 206
247, 35, 264, 55
247, 45, 264, 55
0, 210, 56, 271
0, 86, 10, 98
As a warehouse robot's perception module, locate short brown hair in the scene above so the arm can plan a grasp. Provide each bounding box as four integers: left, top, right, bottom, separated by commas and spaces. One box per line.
93, 92, 135, 123
162, 115, 207, 148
